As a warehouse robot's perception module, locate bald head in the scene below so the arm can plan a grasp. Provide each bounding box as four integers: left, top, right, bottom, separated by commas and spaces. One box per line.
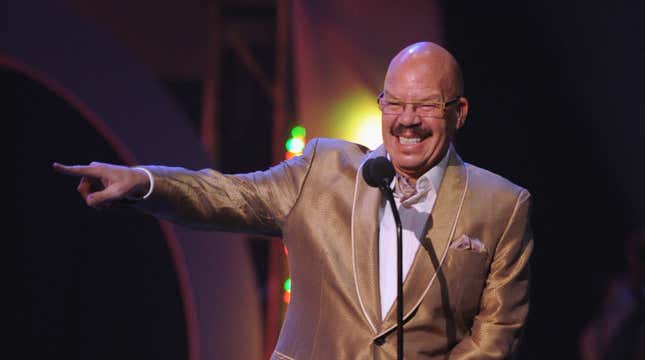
384, 42, 463, 100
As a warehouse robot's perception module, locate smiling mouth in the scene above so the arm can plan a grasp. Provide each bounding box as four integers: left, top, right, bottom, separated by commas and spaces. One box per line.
391, 125, 432, 145
399, 136, 421, 145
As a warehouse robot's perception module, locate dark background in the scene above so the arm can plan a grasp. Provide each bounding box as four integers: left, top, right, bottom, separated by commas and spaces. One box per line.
11, 0, 645, 359
444, 1, 645, 358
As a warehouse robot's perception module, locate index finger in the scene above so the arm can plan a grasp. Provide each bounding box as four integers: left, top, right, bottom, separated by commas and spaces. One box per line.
52, 162, 103, 178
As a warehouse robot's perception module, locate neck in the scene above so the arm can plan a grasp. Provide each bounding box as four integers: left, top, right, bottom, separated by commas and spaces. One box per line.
392, 144, 452, 185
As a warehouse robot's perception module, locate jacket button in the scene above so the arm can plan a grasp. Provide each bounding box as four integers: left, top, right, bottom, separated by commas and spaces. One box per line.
373, 337, 385, 346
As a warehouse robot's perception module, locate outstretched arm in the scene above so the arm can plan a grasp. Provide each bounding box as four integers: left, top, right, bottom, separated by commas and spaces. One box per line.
54, 140, 317, 235
131, 151, 313, 234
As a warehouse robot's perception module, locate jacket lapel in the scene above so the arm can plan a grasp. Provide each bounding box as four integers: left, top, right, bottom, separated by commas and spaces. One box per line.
351, 145, 387, 334
376, 148, 469, 337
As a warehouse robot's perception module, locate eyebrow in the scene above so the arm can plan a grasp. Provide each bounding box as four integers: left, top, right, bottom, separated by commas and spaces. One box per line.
383, 91, 443, 102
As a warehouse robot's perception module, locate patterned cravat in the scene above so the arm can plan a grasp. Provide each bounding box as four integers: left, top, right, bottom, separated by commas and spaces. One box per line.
393, 173, 434, 208
393, 174, 417, 203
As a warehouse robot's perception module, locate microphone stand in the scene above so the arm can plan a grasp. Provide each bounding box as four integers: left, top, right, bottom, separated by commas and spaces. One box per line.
379, 180, 403, 360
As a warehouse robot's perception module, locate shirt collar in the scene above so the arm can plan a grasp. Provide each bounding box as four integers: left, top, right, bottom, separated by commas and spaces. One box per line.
423, 143, 451, 194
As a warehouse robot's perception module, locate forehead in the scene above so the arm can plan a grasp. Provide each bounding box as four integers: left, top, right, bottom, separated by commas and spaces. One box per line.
383, 61, 451, 101
382, 87, 443, 102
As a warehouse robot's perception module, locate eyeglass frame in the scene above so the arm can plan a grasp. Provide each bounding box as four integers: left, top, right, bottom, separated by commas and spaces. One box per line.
377, 92, 462, 118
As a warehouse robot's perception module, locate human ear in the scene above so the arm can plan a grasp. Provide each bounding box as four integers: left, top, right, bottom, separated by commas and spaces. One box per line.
455, 97, 469, 129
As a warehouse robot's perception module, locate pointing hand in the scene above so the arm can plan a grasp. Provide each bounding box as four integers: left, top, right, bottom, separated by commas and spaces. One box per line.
52, 162, 150, 207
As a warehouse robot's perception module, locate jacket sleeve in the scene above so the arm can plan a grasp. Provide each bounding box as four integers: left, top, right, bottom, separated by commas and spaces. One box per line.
134, 139, 318, 236
449, 189, 533, 359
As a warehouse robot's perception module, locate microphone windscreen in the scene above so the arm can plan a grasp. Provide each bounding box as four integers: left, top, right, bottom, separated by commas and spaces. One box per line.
362, 156, 395, 188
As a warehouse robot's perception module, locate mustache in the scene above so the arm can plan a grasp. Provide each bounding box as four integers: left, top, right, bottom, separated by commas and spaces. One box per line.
390, 124, 433, 138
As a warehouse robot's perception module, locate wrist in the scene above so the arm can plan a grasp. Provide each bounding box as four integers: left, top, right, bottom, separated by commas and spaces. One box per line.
129, 167, 154, 200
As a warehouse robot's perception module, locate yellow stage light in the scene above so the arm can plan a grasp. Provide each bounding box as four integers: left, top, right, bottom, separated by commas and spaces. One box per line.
327, 90, 382, 149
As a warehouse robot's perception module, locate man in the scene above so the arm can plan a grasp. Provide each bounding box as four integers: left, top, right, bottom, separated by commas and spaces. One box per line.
54, 42, 532, 359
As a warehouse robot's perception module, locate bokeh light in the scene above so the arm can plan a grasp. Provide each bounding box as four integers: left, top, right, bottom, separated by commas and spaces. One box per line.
327, 90, 382, 149
285, 137, 305, 153
291, 125, 306, 138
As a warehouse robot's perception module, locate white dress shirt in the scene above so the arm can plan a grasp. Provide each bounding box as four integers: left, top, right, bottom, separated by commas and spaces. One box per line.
378, 147, 450, 319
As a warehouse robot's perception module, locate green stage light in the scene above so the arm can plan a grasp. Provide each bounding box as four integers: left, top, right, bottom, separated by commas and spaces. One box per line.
291, 125, 306, 138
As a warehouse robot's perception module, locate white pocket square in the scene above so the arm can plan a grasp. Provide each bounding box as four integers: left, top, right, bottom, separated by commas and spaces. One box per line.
450, 234, 487, 253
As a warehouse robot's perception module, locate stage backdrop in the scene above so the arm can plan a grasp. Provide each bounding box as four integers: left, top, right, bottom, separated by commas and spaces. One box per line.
4, 2, 262, 359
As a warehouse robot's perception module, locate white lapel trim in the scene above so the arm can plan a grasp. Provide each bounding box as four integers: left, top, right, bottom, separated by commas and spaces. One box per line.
351, 155, 379, 334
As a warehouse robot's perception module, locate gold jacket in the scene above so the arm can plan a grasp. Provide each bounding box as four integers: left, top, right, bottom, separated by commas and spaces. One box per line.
139, 138, 533, 360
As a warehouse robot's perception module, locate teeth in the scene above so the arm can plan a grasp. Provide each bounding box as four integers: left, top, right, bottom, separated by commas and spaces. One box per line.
399, 137, 420, 145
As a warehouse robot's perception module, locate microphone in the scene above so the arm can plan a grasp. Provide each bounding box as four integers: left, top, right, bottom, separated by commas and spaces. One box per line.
361, 156, 404, 360
361, 156, 395, 189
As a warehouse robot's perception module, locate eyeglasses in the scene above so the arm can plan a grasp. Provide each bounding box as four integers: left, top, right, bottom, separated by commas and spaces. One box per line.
377, 92, 461, 118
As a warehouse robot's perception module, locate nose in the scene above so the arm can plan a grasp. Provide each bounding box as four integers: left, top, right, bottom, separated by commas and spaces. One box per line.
397, 105, 421, 126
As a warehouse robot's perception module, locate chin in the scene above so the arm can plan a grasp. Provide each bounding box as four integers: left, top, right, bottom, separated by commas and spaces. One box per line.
399, 163, 430, 175
392, 156, 430, 176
